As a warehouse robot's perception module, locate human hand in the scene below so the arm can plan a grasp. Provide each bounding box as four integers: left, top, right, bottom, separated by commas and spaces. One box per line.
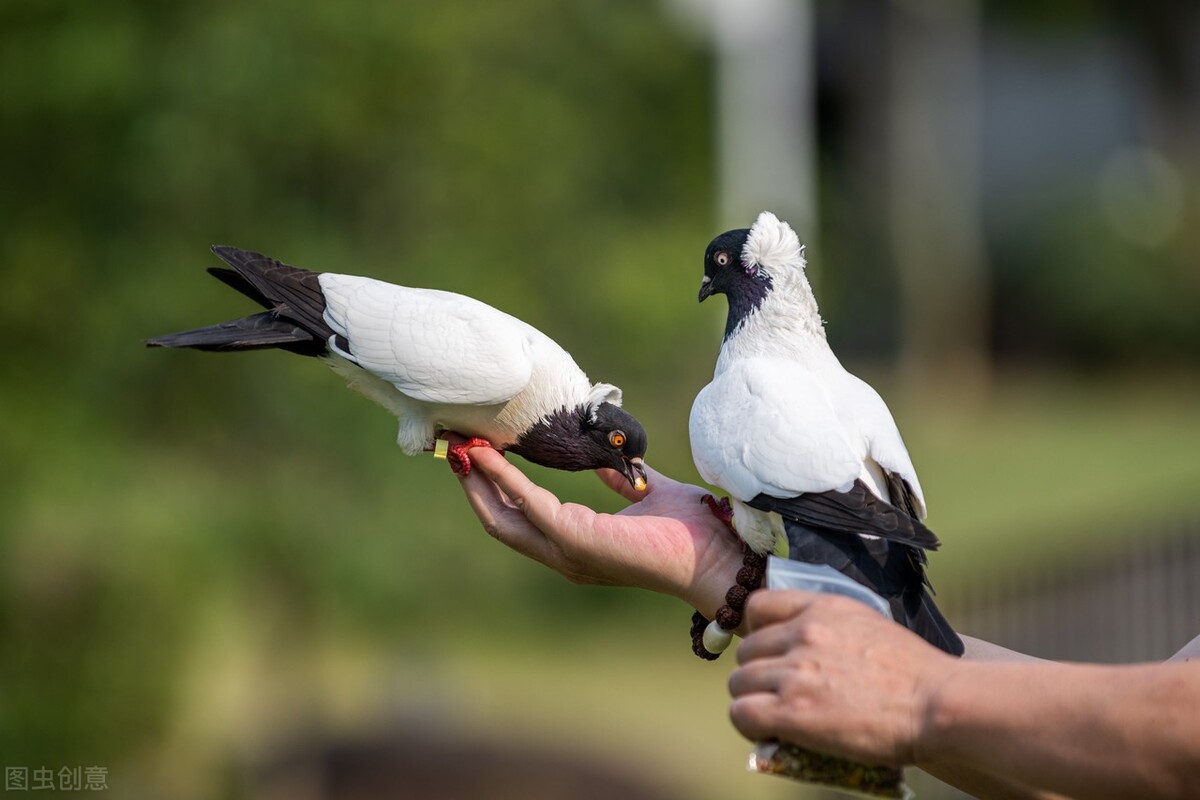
728, 589, 957, 768
454, 444, 746, 621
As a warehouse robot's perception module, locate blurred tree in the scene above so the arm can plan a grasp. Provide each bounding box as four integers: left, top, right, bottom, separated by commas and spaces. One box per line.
887, 0, 990, 392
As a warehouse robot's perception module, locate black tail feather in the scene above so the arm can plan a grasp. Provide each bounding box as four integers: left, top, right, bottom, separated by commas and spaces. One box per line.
208, 246, 331, 340
784, 519, 964, 656
146, 311, 324, 355
906, 591, 965, 657
206, 267, 273, 310
147, 246, 335, 357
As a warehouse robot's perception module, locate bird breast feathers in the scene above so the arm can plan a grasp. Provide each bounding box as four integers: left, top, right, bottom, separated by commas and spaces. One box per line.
690, 358, 866, 501
317, 274, 582, 408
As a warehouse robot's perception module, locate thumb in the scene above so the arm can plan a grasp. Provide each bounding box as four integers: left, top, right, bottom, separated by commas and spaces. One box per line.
595, 461, 666, 504
596, 468, 644, 503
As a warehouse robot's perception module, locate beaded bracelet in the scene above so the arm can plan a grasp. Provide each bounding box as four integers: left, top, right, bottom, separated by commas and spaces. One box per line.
690, 545, 767, 660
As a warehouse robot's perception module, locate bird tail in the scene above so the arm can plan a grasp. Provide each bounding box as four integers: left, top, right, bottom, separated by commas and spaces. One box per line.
146, 311, 324, 355
146, 246, 334, 356
784, 520, 965, 656
899, 590, 965, 657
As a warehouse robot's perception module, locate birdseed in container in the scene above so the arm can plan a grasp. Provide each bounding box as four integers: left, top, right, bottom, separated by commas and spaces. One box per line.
749, 742, 913, 800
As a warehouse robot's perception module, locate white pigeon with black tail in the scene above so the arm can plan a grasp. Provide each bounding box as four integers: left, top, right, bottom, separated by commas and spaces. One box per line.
689, 212, 962, 655
148, 246, 649, 490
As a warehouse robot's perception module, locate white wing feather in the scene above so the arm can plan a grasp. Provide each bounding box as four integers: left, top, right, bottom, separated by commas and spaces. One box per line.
318, 274, 535, 406
689, 358, 864, 501
831, 372, 927, 517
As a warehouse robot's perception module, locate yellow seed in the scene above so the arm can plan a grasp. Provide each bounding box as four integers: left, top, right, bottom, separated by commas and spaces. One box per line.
634, 476, 647, 492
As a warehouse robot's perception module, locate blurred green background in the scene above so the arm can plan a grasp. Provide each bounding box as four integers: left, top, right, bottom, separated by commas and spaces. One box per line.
2, 1, 1199, 798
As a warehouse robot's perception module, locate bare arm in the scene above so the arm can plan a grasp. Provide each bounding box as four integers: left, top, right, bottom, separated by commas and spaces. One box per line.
730, 590, 1200, 800
961, 635, 1051, 662
926, 658, 1200, 799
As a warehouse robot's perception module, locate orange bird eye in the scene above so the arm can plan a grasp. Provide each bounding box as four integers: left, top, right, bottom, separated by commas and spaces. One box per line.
609, 431, 626, 447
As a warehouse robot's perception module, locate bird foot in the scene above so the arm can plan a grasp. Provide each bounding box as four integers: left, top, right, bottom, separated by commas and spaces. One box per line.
439, 437, 497, 477
701, 494, 736, 531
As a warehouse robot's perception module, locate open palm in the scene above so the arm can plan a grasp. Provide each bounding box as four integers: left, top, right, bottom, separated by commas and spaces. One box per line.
456, 445, 745, 620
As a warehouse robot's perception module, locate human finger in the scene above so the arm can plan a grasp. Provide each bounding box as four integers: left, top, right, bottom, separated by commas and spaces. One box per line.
727, 658, 790, 698
728, 693, 791, 743
595, 467, 644, 504
735, 624, 803, 665
595, 460, 672, 504
457, 462, 525, 530
456, 460, 557, 565
466, 447, 571, 534
743, 589, 823, 631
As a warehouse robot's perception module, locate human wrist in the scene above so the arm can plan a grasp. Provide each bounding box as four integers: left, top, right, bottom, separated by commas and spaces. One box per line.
686, 544, 766, 663
683, 534, 751, 632
913, 658, 976, 770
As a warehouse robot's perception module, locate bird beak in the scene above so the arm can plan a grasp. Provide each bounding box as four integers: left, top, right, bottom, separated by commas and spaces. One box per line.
623, 457, 648, 492
698, 276, 715, 303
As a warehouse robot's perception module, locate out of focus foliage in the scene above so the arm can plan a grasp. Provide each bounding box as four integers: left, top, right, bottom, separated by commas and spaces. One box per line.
0, 0, 714, 396
0, 0, 716, 782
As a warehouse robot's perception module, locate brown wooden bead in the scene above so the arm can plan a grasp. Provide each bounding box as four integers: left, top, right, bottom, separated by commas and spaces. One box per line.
745, 552, 767, 569
715, 605, 742, 630
725, 584, 750, 610
736, 565, 764, 588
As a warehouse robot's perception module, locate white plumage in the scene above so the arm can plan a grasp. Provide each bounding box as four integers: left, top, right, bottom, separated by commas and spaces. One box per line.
318, 274, 605, 454
690, 212, 924, 553
688, 212, 961, 655
148, 246, 647, 487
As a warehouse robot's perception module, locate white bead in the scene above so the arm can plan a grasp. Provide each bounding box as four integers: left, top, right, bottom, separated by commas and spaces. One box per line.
702, 621, 734, 654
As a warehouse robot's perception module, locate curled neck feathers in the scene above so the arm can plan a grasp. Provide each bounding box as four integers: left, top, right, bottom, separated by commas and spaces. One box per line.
718, 212, 828, 370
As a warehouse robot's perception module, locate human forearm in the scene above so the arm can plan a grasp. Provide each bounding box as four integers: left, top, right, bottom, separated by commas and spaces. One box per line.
919, 660, 1200, 800
961, 635, 1051, 662
919, 761, 1067, 800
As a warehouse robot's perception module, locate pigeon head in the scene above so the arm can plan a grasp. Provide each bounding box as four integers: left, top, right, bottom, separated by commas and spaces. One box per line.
698, 211, 811, 339
508, 399, 649, 491
584, 402, 649, 491
699, 227, 752, 301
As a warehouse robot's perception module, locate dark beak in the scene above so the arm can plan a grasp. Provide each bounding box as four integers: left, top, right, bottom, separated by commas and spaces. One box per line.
698, 276, 715, 302
623, 457, 648, 492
